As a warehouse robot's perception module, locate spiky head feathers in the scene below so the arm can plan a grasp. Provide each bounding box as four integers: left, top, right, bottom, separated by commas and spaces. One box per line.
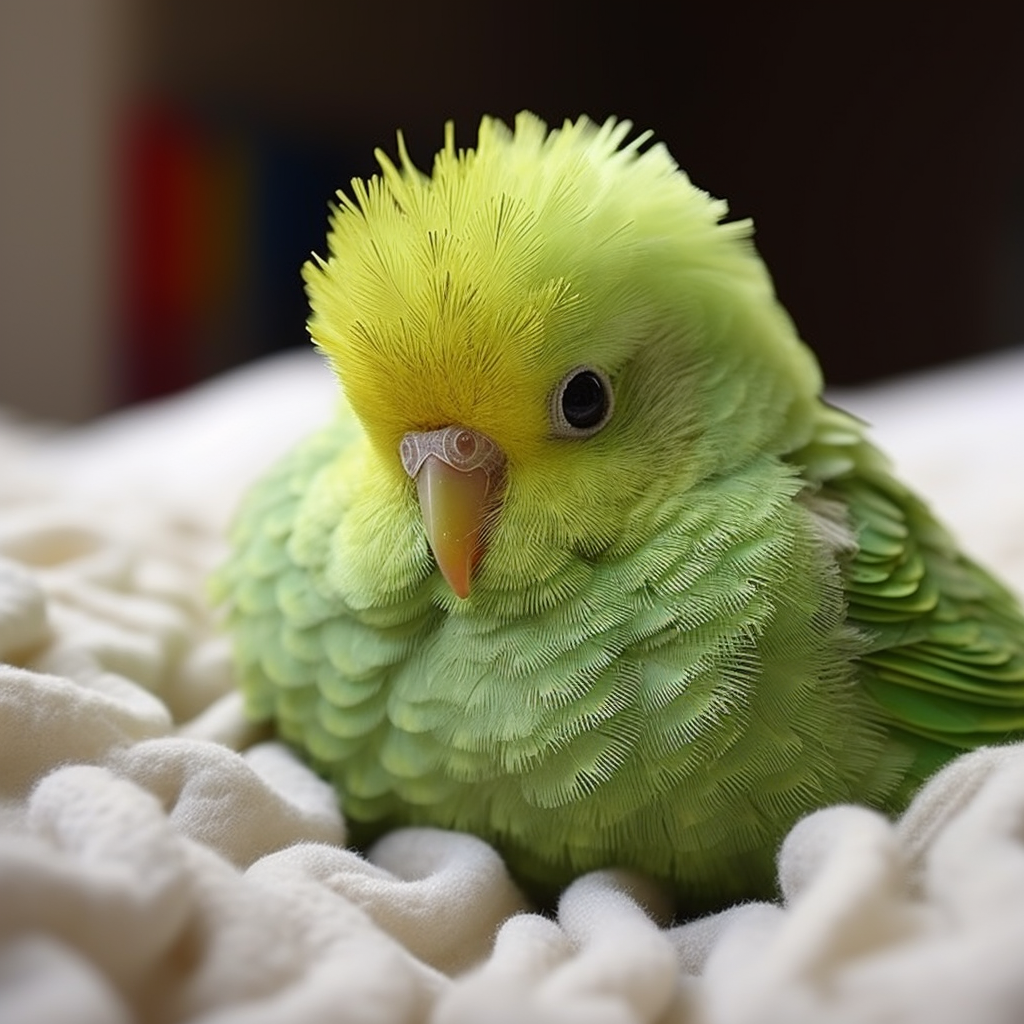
304, 112, 822, 550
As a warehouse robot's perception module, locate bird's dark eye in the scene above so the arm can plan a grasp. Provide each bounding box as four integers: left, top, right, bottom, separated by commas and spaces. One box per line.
562, 372, 606, 427
550, 366, 614, 438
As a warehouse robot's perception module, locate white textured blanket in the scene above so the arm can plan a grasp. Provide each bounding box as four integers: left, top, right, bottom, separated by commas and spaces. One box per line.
2, 347, 1023, 1023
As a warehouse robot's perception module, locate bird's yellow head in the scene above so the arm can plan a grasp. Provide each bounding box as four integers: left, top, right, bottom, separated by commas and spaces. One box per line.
304, 113, 822, 598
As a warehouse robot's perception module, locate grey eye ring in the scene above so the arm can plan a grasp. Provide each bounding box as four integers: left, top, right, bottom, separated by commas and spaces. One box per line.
549, 365, 614, 438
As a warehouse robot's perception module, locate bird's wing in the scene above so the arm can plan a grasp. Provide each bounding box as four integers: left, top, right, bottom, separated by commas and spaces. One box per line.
793, 405, 1024, 786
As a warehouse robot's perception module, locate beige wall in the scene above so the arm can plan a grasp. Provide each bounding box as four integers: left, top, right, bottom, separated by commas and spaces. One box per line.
0, 0, 133, 421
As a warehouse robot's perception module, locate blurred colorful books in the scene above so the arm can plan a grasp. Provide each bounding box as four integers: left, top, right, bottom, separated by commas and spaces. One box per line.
118, 100, 354, 403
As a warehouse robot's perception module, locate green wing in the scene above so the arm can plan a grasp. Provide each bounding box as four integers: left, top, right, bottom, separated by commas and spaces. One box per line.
794, 405, 1024, 792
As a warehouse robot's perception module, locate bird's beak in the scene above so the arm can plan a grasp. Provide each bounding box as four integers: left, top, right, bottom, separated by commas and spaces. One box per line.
399, 426, 506, 599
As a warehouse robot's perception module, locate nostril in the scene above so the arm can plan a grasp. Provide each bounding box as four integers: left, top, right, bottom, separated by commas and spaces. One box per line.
454, 430, 477, 459
399, 435, 420, 478
400, 426, 505, 479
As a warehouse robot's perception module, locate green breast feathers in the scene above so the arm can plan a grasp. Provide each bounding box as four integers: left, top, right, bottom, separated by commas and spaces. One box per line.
214, 113, 1024, 909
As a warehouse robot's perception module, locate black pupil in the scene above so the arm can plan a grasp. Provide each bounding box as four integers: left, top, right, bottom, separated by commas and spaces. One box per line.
561, 371, 607, 429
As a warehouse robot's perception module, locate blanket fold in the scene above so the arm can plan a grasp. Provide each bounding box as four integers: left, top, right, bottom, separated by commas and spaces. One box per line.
2, 348, 1023, 1023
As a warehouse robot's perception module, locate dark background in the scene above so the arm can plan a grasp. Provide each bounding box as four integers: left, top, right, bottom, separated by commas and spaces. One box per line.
145, 1, 1024, 386
3, 2, 1022, 419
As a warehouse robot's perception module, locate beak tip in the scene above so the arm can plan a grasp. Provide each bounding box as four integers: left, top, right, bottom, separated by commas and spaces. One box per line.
441, 565, 472, 600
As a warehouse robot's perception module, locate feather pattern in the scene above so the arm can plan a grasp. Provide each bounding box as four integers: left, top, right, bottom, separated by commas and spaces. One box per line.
217, 401, 911, 907
794, 406, 1024, 788
214, 113, 1024, 910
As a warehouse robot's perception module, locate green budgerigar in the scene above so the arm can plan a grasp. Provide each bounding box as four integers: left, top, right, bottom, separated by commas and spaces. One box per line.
215, 112, 1024, 910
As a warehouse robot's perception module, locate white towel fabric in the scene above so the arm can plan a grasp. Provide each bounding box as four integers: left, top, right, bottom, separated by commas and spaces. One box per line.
1, 346, 1023, 1023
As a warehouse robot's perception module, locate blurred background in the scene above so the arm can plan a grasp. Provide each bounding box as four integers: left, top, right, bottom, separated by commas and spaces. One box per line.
1, 0, 1022, 421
